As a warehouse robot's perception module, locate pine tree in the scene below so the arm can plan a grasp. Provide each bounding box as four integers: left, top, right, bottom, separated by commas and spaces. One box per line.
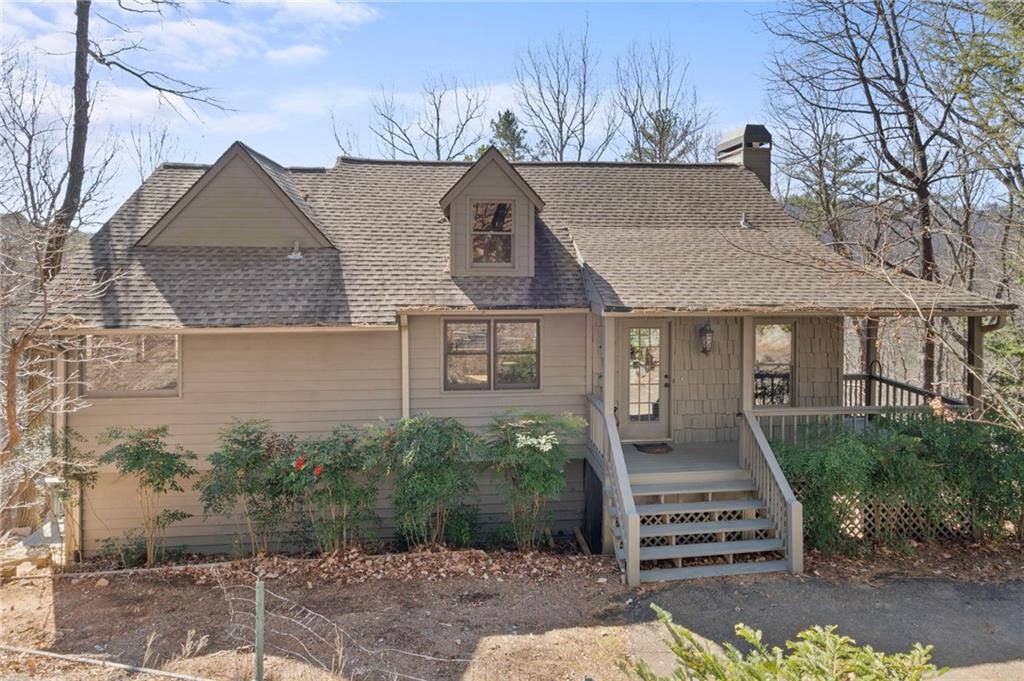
473, 110, 532, 161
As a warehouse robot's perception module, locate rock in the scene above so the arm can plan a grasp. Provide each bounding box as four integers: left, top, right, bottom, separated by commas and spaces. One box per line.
596, 577, 607, 584
16, 561, 36, 576
95, 577, 110, 587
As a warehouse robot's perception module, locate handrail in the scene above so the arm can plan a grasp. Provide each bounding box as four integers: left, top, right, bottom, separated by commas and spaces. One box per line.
740, 410, 803, 573
844, 373, 966, 407
586, 393, 640, 586
755, 405, 929, 417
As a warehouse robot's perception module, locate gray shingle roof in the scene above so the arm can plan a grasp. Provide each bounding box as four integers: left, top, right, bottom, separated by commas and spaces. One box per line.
51, 149, 1011, 330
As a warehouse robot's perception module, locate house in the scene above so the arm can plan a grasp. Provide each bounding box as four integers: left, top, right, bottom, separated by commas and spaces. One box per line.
46, 125, 1013, 585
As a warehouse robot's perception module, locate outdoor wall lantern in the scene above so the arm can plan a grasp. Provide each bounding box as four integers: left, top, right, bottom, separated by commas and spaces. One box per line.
699, 321, 714, 354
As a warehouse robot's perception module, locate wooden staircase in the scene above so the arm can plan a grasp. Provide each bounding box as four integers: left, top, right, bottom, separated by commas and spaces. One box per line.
588, 394, 802, 586
610, 455, 789, 582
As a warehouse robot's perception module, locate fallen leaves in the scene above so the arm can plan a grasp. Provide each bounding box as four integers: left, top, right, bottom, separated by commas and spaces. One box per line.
805, 540, 1024, 584
183, 547, 617, 587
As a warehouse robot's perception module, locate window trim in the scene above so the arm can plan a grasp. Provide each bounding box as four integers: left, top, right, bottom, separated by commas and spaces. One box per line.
467, 197, 517, 270
81, 334, 183, 399
442, 318, 541, 392
442, 320, 492, 392
752, 320, 797, 408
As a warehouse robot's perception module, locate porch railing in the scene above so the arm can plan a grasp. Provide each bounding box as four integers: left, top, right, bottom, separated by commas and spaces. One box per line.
754, 405, 935, 444
843, 373, 966, 409
739, 410, 803, 573
586, 394, 640, 586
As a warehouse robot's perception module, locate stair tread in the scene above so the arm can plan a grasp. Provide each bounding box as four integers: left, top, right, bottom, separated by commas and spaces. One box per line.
640, 559, 789, 582
634, 499, 765, 516
639, 538, 784, 561
632, 479, 756, 496
638, 518, 774, 538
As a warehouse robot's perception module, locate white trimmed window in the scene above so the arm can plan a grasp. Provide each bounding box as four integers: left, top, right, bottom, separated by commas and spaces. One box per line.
470, 201, 514, 264
83, 335, 180, 397
444, 319, 539, 390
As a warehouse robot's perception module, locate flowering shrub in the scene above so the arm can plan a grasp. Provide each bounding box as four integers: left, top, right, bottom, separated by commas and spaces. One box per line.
98, 426, 196, 567
284, 426, 379, 554
486, 411, 585, 550
195, 420, 298, 555
371, 415, 478, 548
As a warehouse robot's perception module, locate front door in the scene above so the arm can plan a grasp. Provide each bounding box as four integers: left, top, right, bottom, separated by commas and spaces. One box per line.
618, 320, 671, 441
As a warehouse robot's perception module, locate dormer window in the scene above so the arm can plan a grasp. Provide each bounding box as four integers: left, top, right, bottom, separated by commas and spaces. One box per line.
472, 201, 514, 264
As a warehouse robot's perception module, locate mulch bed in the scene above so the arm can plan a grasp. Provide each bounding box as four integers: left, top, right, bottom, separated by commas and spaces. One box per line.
804, 539, 1024, 584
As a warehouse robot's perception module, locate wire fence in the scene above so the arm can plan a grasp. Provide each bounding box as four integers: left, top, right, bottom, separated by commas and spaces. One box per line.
218, 574, 471, 681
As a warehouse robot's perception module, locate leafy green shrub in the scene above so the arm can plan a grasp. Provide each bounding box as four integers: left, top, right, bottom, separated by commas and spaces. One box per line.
486, 411, 585, 550
625, 604, 945, 681
775, 414, 1024, 553
97, 531, 147, 569
98, 426, 197, 567
195, 420, 298, 555
283, 426, 379, 554
443, 504, 480, 548
372, 415, 478, 548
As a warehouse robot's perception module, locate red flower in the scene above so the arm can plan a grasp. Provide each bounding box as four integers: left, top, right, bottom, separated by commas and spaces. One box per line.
294, 456, 306, 471
313, 465, 324, 477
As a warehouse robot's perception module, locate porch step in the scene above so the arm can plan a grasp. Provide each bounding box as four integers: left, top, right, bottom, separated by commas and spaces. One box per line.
634, 499, 765, 517
628, 467, 748, 485
640, 559, 789, 583
638, 518, 774, 539
631, 479, 756, 497
639, 538, 783, 562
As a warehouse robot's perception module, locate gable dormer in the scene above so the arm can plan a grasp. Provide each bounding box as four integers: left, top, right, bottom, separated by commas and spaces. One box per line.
440, 147, 544, 278
137, 142, 333, 249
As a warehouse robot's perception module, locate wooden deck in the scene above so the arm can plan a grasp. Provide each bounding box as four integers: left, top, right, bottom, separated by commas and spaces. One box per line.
622, 440, 741, 476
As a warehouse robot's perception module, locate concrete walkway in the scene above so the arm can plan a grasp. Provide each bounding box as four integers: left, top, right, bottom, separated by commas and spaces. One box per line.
625, 576, 1024, 680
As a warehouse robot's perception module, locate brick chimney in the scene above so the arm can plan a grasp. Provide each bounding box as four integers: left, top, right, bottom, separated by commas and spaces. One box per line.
717, 124, 772, 190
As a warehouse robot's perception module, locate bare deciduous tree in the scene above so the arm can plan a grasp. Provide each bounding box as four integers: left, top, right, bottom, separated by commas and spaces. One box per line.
126, 119, 180, 183
514, 25, 618, 161
766, 0, 967, 390
613, 40, 712, 163
369, 74, 488, 161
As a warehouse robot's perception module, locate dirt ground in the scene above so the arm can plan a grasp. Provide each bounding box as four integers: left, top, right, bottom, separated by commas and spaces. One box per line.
0, 544, 1021, 681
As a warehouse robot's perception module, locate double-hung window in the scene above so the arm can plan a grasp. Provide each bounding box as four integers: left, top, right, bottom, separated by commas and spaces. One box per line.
444, 319, 539, 390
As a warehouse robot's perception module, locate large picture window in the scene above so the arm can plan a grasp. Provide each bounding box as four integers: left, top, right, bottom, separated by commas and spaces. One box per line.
83, 335, 180, 397
754, 323, 794, 406
471, 201, 514, 264
444, 319, 539, 390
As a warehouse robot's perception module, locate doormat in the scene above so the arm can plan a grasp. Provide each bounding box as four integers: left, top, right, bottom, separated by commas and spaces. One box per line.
635, 442, 673, 454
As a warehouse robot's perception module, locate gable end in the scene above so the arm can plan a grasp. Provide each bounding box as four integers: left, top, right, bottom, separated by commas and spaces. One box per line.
136, 143, 334, 249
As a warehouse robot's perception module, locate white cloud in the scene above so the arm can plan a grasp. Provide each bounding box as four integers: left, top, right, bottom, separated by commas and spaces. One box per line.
135, 18, 266, 71
266, 43, 328, 66
269, 1, 380, 29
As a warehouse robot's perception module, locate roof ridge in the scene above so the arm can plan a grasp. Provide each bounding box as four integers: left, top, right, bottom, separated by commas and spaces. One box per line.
335, 155, 738, 169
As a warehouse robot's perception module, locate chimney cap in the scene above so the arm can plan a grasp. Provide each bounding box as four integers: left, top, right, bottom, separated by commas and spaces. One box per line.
717, 124, 772, 154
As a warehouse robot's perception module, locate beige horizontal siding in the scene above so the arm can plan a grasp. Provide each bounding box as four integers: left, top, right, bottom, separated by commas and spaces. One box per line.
150, 155, 322, 248
68, 330, 403, 467
81, 461, 586, 556
408, 314, 589, 432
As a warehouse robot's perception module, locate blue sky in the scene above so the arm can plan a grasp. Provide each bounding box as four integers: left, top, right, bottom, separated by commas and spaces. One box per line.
3, 1, 778, 222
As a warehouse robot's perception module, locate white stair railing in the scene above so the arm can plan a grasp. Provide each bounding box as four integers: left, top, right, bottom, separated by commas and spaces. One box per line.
587, 394, 640, 586
740, 410, 803, 573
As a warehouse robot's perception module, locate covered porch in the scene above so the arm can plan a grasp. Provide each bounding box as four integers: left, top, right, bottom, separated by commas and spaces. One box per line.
585, 312, 996, 586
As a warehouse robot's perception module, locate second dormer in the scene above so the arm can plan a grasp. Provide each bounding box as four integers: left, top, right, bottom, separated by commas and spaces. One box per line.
440, 147, 544, 278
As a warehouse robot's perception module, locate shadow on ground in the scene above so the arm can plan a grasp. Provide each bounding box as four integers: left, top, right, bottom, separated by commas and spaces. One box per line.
629, 576, 1024, 678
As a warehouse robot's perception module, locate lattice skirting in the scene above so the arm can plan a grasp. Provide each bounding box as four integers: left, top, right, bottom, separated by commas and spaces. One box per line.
790, 484, 977, 542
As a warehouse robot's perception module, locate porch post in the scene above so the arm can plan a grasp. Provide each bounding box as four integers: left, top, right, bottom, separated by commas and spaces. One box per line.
600, 317, 616, 556
863, 317, 878, 407
602, 318, 615, 421
399, 315, 410, 418
741, 317, 754, 413
966, 316, 984, 414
